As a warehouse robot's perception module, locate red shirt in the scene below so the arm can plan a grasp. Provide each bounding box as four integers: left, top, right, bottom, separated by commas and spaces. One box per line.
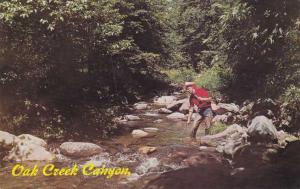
189, 87, 211, 109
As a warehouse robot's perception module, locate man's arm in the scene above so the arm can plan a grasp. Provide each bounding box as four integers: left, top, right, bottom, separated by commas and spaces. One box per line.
194, 96, 212, 102
187, 106, 193, 124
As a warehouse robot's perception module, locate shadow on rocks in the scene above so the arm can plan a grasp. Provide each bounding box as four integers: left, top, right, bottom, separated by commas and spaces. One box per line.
144, 141, 300, 189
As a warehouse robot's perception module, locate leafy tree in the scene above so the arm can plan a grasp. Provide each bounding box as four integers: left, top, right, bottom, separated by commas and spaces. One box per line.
0, 0, 170, 137
173, 0, 300, 100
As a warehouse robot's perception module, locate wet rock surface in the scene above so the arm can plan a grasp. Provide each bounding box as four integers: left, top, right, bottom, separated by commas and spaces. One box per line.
18, 134, 47, 147
134, 102, 148, 110
247, 116, 278, 142
154, 96, 177, 106
132, 129, 151, 138
60, 142, 103, 158
166, 112, 186, 120
1, 90, 299, 189
0, 131, 19, 150
5, 142, 53, 161
144, 141, 300, 189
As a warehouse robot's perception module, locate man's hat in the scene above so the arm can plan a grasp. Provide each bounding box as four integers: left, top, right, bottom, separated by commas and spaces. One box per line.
184, 82, 196, 87
184, 82, 196, 89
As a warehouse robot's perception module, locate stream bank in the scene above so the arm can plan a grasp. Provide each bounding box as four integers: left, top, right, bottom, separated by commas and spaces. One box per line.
0, 90, 299, 189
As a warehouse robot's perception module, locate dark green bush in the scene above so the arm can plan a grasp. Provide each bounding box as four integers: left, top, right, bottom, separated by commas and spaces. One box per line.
195, 64, 232, 99
163, 68, 197, 84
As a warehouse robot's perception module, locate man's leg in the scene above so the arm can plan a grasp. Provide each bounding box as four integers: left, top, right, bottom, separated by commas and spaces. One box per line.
190, 114, 203, 139
204, 116, 212, 135
203, 108, 213, 135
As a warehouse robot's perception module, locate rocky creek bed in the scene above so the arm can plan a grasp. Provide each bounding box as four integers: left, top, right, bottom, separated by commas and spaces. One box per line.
0, 91, 300, 189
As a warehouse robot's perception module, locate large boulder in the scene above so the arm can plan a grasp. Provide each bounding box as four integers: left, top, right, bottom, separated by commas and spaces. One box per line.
166, 112, 186, 120
213, 113, 235, 124
154, 96, 177, 106
247, 116, 278, 142
5, 142, 53, 161
179, 99, 190, 113
134, 102, 148, 110
201, 124, 249, 158
18, 134, 47, 148
217, 103, 239, 113
60, 142, 103, 158
0, 131, 19, 150
212, 114, 230, 123
201, 124, 247, 147
166, 99, 187, 111
132, 129, 150, 138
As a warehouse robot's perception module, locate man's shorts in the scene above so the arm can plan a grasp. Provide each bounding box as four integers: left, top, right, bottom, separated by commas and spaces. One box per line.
198, 107, 213, 118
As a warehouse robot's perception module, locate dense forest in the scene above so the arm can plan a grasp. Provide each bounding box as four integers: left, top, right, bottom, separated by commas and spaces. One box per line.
0, 0, 299, 139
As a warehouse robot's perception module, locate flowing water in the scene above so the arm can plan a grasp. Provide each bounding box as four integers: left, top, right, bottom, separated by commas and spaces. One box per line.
1, 104, 300, 189
0, 107, 203, 189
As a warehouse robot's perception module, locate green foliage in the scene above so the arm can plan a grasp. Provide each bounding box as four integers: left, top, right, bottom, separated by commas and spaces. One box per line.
195, 64, 232, 98
218, 0, 300, 99
283, 85, 300, 103
0, 0, 170, 136
163, 68, 197, 84
171, 0, 300, 101
176, 0, 223, 71
280, 85, 300, 131
208, 121, 228, 135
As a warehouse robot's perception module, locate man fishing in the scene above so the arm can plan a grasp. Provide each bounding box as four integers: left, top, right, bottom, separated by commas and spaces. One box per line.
185, 82, 213, 142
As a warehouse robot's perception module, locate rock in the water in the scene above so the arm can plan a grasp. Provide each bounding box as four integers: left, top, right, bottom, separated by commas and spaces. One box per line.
125, 115, 141, 121
213, 113, 234, 124
179, 99, 190, 113
134, 103, 148, 110
158, 108, 173, 114
201, 124, 249, 158
201, 124, 246, 147
184, 152, 222, 167
217, 103, 239, 113
18, 134, 47, 147
143, 127, 159, 133
166, 99, 187, 111
212, 114, 229, 123
247, 116, 278, 142
276, 130, 299, 147
222, 138, 250, 158
199, 146, 208, 150
143, 112, 159, 117
167, 112, 186, 120
0, 131, 19, 150
158, 145, 222, 167
132, 130, 150, 138
60, 142, 103, 157
154, 96, 177, 106
154, 119, 163, 123
5, 142, 53, 161
139, 146, 157, 154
